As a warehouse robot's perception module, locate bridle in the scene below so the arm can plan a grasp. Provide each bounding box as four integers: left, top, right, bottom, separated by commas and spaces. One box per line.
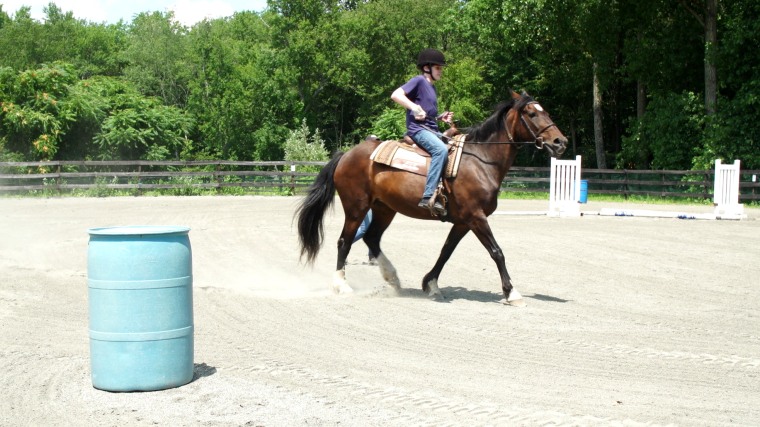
418, 101, 560, 151
487, 101, 559, 150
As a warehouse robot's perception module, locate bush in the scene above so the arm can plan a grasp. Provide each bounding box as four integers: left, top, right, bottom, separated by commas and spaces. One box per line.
283, 119, 329, 173
369, 107, 405, 141
617, 91, 704, 170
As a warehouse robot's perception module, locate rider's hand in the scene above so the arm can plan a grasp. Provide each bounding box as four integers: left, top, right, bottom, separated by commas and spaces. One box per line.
411, 105, 426, 121
437, 111, 454, 124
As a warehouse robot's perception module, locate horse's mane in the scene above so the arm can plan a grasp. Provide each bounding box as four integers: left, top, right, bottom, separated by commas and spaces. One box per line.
464, 93, 535, 142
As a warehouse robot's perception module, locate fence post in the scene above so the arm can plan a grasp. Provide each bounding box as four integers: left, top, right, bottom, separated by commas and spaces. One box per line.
136, 163, 142, 196
56, 162, 62, 196
290, 163, 296, 195
215, 162, 222, 193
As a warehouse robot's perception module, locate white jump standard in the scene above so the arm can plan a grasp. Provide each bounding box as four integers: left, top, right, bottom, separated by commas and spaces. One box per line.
548, 155, 582, 217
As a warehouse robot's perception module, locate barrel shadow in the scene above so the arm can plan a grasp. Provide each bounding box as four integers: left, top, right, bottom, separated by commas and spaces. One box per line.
192, 363, 217, 381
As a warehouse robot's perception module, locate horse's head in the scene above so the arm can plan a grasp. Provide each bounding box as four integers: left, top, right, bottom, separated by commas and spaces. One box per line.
509, 91, 567, 157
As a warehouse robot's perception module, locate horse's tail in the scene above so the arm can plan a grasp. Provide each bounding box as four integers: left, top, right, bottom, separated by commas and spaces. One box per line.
296, 151, 344, 265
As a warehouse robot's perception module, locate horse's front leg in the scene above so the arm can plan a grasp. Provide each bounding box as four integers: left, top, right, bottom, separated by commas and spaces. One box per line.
469, 216, 525, 307
422, 224, 470, 300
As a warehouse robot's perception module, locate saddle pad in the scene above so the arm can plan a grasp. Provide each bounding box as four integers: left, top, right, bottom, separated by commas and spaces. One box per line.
370, 134, 466, 178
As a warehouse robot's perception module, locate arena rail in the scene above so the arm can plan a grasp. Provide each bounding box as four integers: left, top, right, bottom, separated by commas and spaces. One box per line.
1, 160, 759, 201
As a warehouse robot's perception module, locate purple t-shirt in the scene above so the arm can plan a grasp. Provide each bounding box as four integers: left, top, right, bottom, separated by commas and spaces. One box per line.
401, 75, 439, 136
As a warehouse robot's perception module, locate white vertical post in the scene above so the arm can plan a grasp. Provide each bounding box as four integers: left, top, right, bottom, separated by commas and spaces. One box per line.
549, 155, 582, 217
713, 159, 744, 219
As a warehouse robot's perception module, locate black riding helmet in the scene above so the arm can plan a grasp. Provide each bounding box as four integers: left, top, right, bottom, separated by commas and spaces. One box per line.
416, 48, 446, 72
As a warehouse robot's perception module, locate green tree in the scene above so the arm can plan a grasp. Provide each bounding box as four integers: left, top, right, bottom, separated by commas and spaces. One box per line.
0, 62, 193, 161
618, 91, 704, 170
2, 0, 759, 169
283, 119, 329, 170
0, 6, 41, 71
0, 4, 126, 77
185, 12, 298, 161
123, 11, 190, 107
0, 62, 78, 160
368, 107, 404, 141
696, 0, 760, 169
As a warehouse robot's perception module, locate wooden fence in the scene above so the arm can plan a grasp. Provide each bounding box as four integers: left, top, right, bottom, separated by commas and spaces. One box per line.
1, 160, 759, 202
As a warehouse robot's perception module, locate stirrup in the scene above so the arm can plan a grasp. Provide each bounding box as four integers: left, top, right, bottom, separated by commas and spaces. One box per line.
433, 183, 448, 215
419, 196, 446, 216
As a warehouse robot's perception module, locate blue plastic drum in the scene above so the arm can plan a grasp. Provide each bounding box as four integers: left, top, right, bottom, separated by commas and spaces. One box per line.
87, 226, 193, 392
579, 179, 589, 204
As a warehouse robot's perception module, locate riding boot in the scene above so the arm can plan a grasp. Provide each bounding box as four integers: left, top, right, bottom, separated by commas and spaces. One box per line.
418, 197, 445, 212
418, 183, 447, 215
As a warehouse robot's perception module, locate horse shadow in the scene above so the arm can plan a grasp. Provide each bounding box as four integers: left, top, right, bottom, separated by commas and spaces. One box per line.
396, 286, 570, 304
440, 286, 503, 303
526, 293, 571, 303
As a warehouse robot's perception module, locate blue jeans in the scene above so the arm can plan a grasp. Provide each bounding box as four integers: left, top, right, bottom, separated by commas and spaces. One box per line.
412, 129, 448, 199
353, 209, 373, 243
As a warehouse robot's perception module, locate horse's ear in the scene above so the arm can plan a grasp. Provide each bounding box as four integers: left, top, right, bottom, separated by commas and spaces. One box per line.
510, 90, 521, 100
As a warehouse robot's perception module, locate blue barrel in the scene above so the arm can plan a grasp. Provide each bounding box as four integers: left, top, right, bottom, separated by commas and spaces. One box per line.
87, 226, 193, 392
579, 179, 589, 204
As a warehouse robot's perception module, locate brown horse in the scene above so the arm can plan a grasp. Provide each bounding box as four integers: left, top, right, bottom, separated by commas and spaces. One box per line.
296, 90, 567, 306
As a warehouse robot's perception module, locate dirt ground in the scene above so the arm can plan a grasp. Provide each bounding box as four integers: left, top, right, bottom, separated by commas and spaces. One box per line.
1, 196, 759, 426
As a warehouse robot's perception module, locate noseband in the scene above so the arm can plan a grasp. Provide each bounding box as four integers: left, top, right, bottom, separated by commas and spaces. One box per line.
507, 102, 559, 150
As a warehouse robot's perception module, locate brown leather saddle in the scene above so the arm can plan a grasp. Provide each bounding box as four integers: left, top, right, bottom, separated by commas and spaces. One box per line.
370, 134, 466, 178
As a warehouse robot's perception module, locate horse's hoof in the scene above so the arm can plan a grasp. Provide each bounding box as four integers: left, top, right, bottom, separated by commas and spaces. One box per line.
386, 285, 401, 296
505, 288, 525, 307
332, 269, 353, 294
333, 284, 354, 294
427, 285, 446, 301
429, 292, 445, 302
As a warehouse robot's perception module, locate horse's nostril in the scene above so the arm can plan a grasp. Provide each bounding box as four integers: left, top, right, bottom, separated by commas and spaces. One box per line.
552, 138, 567, 155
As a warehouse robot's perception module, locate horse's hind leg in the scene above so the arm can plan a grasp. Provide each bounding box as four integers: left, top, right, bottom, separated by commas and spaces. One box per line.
363, 206, 401, 291
333, 213, 367, 294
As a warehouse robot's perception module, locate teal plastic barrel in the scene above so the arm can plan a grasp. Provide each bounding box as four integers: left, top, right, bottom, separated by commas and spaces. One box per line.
579, 179, 589, 204
87, 226, 193, 392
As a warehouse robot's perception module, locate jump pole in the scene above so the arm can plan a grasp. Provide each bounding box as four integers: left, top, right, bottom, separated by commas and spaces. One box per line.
597, 208, 717, 220
597, 159, 745, 221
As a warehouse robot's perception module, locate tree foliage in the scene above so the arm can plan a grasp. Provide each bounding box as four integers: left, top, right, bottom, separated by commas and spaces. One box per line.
1, 0, 759, 169
284, 119, 329, 167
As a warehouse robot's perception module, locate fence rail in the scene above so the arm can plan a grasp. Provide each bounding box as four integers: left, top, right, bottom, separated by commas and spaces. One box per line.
2, 160, 759, 201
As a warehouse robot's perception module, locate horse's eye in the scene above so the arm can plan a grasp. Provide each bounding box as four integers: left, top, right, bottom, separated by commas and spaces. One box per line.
528, 111, 537, 118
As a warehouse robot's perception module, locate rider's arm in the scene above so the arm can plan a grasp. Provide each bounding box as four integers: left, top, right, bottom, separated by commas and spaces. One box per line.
391, 87, 425, 120
391, 87, 416, 110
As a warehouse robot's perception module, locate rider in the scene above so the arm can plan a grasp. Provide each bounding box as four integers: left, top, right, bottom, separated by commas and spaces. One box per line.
391, 48, 453, 213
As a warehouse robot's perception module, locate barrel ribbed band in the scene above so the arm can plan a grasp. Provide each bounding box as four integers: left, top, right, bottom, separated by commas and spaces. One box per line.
88, 276, 192, 290
90, 325, 193, 342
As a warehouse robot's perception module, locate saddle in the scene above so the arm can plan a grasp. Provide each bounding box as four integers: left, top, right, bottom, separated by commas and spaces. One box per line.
369, 133, 466, 178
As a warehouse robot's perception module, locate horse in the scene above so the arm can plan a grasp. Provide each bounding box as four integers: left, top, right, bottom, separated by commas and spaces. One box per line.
295, 90, 567, 306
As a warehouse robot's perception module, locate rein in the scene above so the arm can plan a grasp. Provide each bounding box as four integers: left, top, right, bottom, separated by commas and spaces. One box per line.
469, 102, 559, 150
416, 101, 558, 150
